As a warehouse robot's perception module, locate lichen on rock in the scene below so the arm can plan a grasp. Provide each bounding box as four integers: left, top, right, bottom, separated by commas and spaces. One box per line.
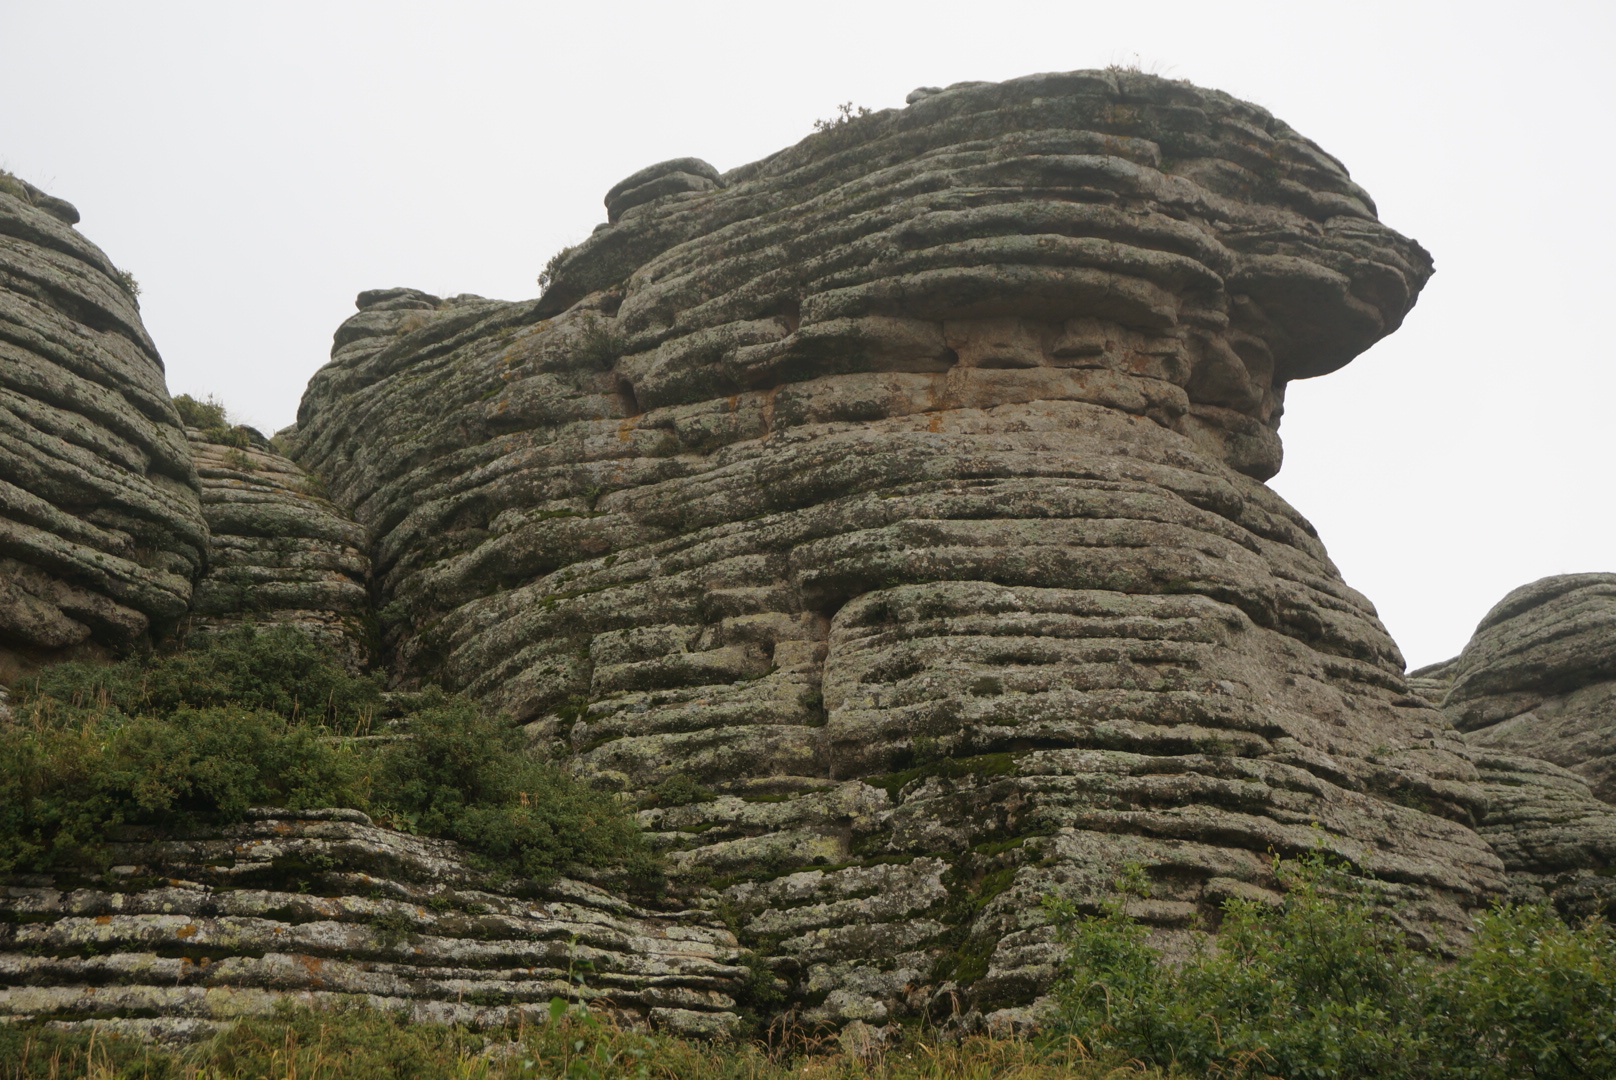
185, 425, 373, 668
282, 70, 1506, 1027
0, 175, 206, 680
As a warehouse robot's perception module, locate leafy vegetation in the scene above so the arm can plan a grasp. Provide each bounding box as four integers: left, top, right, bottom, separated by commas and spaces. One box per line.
813, 102, 872, 131
0, 1001, 1189, 1080
172, 392, 229, 429
1, 628, 650, 883
1047, 853, 1616, 1079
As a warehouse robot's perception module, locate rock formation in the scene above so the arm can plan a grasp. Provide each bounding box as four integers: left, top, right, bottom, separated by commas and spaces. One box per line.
1410, 574, 1616, 921
185, 427, 373, 667
282, 71, 1506, 1026
0, 809, 742, 1039
1421, 574, 1616, 803
2, 69, 1612, 1037
0, 176, 205, 681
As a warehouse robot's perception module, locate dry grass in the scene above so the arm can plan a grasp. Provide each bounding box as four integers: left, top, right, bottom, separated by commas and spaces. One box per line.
0, 1009, 1187, 1080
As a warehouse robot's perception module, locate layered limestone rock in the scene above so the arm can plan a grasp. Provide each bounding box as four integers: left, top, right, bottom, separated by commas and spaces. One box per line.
1409, 574, 1616, 920
185, 427, 373, 667
284, 71, 1511, 1026
0, 809, 743, 1041
1432, 575, 1616, 804
0, 175, 206, 680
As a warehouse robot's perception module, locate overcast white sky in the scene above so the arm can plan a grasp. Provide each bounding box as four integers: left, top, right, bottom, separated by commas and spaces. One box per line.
2, 0, 1610, 669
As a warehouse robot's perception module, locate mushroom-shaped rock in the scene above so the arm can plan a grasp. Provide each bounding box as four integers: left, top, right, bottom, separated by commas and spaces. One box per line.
0, 174, 206, 680
290, 71, 1494, 1027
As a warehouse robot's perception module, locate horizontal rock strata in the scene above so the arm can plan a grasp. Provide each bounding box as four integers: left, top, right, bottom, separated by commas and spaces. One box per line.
0, 177, 205, 680
0, 809, 742, 1041
1407, 574, 1616, 920
185, 428, 373, 667
283, 71, 1509, 1027
1439, 574, 1616, 804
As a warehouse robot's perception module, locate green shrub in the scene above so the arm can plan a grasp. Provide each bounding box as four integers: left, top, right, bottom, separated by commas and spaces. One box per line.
0, 705, 370, 873
173, 391, 229, 428
2, 630, 649, 884
15, 625, 382, 730
1046, 854, 1616, 1080
0, 999, 1193, 1079
373, 694, 654, 884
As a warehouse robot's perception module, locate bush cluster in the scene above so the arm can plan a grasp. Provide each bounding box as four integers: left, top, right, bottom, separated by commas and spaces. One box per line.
1047, 853, 1616, 1080
2, 628, 650, 883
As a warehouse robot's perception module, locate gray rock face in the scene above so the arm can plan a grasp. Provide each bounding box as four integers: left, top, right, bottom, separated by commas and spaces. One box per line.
1441, 575, 1616, 804
0, 809, 742, 1039
285, 71, 1507, 1025
1407, 575, 1616, 920
0, 176, 206, 680
185, 428, 373, 667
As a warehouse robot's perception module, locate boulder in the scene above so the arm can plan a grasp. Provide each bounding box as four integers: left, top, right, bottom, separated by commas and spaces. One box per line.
286, 71, 1507, 1025
0, 174, 206, 680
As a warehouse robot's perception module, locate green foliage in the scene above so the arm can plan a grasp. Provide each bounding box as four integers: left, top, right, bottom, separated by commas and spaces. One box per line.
538, 244, 576, 292
2, 628, 650, 884
113, 268, 141, 297
173, 391, 229, 429
15, 625, 382, 728
1424, 903, 1616, 1078
0, 169, 27, 202
1047, 853, 1616, 1080
0, 706, 370, 873
0, 1000, 1192, 1079
373, 693, 654, 884
813, 102, 872, 131
577, 315, 625, 370
647, 772, 717, 807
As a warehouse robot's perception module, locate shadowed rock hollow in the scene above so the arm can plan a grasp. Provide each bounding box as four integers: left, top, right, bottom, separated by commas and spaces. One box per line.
281, 71, 1513, 1025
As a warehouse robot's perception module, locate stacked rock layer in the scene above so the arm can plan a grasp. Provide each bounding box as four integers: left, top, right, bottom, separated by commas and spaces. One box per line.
0, 809, 743, 1040
284, 72, 1510, 1024
0, 178, 205, 680
1410, 574, 1616, 921
185, 427, 373, 667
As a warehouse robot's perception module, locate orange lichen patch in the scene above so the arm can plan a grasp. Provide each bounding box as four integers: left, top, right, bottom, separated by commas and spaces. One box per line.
95, 915, 112, 925
175, 924, 199, 939
616, 416, 638, 442
274, 823, 293, 835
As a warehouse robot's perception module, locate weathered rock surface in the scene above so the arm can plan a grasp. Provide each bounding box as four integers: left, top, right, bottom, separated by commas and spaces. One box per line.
0, 809, 743, 1040
282, 71, 1512, 1026
1434, 575, 1616, 804
185, 428, 373, 667
0, 176, 206, 680
1407, 575, 1616, 919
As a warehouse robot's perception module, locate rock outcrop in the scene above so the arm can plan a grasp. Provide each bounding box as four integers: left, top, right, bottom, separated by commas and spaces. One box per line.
0, 809, 743, 1040
0, 177, 206, 680
282, 71, 1510, 1026
185, 427, 373, 667
1430, 575, 1616, 803
4, 71, 1609, 1037
1409, 574, 1616, 920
